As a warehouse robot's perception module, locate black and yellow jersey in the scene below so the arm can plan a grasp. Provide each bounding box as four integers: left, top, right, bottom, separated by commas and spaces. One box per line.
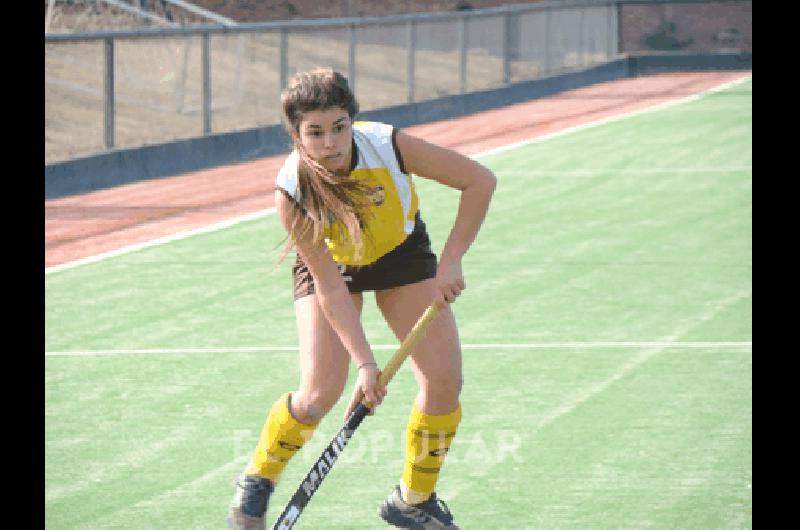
276, 121, 421, 266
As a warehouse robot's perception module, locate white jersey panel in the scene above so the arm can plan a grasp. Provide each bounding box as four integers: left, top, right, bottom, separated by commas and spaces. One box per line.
352, 121, 416, 235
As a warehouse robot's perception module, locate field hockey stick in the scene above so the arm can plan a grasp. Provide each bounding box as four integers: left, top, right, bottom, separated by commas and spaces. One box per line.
271, 303, 441, 530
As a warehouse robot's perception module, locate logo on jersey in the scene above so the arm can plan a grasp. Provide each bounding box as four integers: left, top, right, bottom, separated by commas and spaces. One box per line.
366, 185, 385, 206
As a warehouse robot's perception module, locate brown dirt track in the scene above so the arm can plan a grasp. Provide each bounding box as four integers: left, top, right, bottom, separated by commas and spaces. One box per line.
45, 71, 750, 269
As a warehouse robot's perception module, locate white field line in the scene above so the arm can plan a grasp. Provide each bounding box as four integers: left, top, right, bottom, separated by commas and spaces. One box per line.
45, 341, 752, 357
441, 288, 752, 503
44, 73, 752, 276
44, 207, 274, 275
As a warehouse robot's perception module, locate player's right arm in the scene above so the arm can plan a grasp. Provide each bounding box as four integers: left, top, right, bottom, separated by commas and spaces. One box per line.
275, 189, 385, 408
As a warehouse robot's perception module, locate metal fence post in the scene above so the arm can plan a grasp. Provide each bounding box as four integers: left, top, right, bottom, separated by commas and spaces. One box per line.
202, 32, 211, 134
607, 2, 615, 59
458, 15, 467, 94
406, 19, 416, 103
607, 4, 619, 59
348, 24, 357, 95
280, 27, 288, 90
502, 13, 510, 85
579, 5, 586, 67
616, 1, 623, 56
103, 37, 114, 150
544, 6, 552, 75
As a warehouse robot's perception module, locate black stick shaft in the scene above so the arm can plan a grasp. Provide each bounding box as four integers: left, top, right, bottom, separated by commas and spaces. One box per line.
271, 403, 370, 530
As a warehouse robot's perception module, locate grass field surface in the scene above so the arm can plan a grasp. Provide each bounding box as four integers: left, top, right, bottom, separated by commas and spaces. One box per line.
45, 76, 752, 529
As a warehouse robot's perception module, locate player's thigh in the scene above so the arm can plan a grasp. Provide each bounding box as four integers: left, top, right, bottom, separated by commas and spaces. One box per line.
375, 279, 462, 387
294, 292, 364, 396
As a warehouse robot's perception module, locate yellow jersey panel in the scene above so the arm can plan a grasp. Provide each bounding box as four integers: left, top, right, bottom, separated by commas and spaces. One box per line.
276, 121, 420, 266
324, 167, 407, 265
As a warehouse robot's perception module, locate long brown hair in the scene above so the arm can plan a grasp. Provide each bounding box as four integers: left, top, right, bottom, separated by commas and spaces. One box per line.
278, 67, 372, 262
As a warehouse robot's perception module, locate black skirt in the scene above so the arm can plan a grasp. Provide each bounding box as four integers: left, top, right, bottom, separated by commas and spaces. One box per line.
292, 213, 437, 300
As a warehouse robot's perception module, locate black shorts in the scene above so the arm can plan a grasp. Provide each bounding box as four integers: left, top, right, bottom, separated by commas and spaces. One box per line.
293, 213, 438, 300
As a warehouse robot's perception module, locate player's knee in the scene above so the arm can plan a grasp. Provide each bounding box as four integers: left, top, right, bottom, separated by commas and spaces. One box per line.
424, 370, 462, 402
293, 384, 343, 423
295, 351, 349, 422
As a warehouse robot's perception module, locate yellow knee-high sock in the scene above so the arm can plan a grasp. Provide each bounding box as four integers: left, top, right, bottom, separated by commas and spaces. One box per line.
245, 392, 318, 484
401, 402, 462, 505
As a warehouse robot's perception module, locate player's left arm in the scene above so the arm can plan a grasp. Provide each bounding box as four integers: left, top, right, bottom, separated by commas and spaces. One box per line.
395, 130, 497, 307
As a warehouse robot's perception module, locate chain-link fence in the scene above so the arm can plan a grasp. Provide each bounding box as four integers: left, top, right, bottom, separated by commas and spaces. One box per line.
619, 1, 751, 55
45, 0, 750, 165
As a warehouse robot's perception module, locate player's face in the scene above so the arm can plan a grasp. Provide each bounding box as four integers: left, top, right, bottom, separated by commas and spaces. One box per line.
298, 108, 353, 173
